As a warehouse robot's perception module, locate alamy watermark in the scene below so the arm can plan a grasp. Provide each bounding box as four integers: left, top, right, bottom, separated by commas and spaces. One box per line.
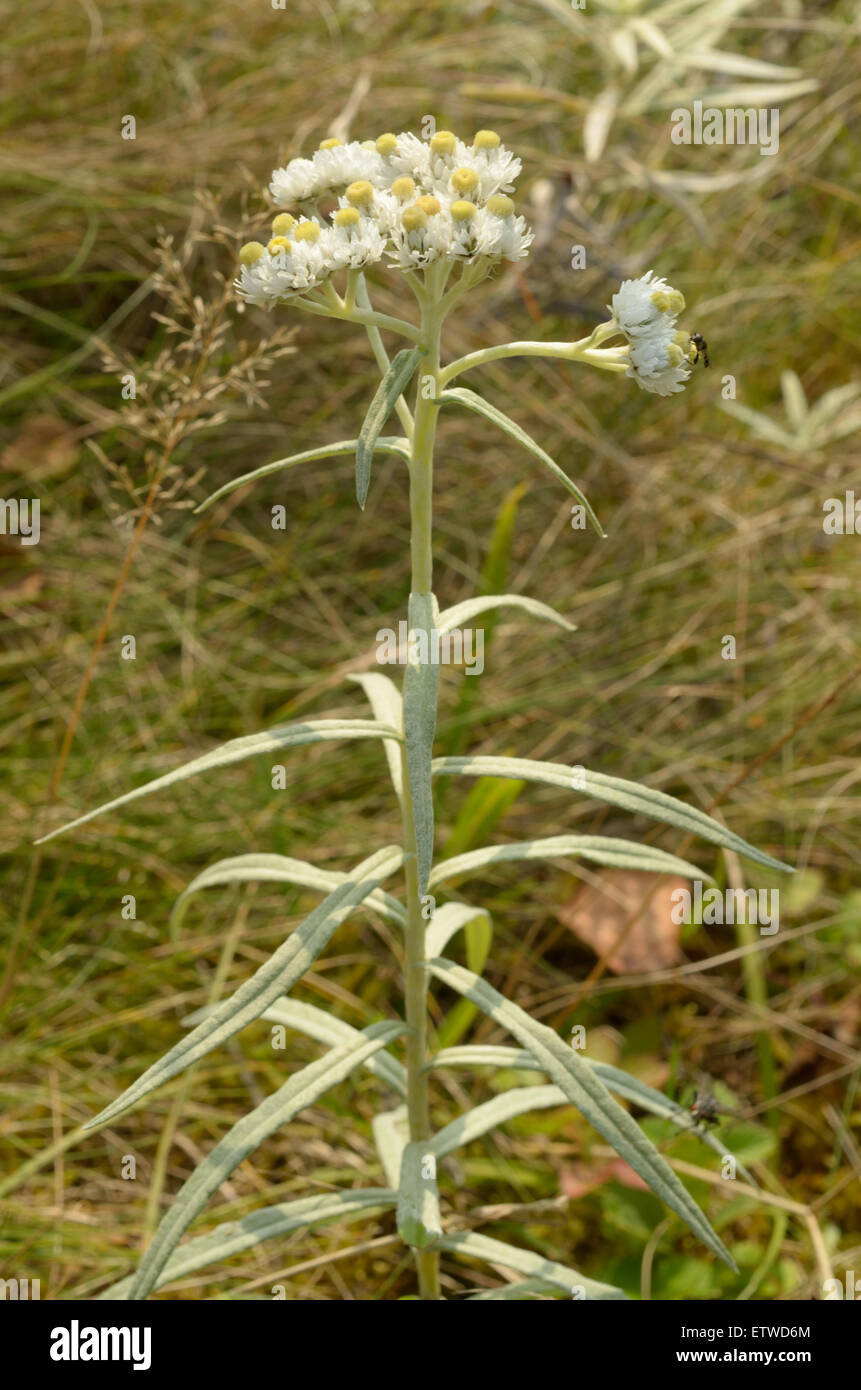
671, 880, 779, 936
670, 101, 779, 157
0, 498, 40, 545
376, 621, 484, 675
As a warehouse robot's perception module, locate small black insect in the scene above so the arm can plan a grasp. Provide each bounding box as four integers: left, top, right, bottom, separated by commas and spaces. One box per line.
688, 1089, 722, 1129
689, 332, 710, 368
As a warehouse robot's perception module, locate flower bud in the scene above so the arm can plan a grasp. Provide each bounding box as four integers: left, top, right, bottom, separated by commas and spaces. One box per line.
473, 129, 500, 149
239, 241, 266, 266
486, 194, 514, 218
415, 195, 441, 216
430, 130, 457, 155
450, 167, 479, 196
391, 177, 417, 201
402, 205, 428, 232
333, 207, 360, 228
318, 137, 342, 150
376, 133, 398, 155
345, 180, 374, 208
294, 220, 321, 242
451, 199, 476, 222
651, 288, 686, 315
267, 236, 291, 255
271, 213, 296, 236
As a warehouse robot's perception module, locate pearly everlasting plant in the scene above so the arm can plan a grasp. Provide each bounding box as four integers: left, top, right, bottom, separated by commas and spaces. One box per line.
42, 128, 790, 1301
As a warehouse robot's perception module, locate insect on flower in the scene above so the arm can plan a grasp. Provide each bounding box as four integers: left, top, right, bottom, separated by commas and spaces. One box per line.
689, 332, 710, 367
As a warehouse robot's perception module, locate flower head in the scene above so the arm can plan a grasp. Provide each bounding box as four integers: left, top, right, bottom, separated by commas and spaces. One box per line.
609, 270, 693, 396
237, 127, 533, 308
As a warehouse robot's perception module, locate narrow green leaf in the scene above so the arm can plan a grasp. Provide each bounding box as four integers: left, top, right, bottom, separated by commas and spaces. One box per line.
437, 1230, 627, 1299
396, 1141, 443, 1248
431, 1086, 564, 1158
436, 594, 575, 636
429, 833, 713, 891
404, 591, 440, 897
426, 957, 736, 1269
100, 1189, 397, 1299
349, 672, 405, 803
357, 348, 422, 508
427, 1045, 538, 1072
425, 902, 491, 961
433, 755, 791, 874
128, 1020, 406, 1299
195, 438, 411, 514
170, 852, 407, 936
36, 719, 402, 845
372, 1104, 410, 1188
185, 996, 407, 1099
85, 845, 406, 1130
427, 1047, 757, 1182
467, 1277, 560, 1300
438, 386, 606, 538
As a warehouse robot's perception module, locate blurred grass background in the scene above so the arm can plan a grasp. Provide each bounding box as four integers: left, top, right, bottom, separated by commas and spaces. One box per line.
1, 0, 859, 1300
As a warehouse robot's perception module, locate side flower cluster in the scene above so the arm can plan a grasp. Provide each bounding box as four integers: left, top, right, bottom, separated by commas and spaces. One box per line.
236, 129, 534, 308
609, 271, 697, 396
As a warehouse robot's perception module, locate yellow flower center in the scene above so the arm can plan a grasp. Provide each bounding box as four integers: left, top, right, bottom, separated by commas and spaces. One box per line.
451, 199, 476, 222
334, 207, 360, 228
271, 213, 296, 236
391, 177, 417, 201
450, 167, 479, 195
376, 133, 398, 155
429, 130, 457, 156
402, 205, 428, 232
473, 130, 500, 149
346, 180, 374, 208
238, 241, 265, 266
486, 194, 514, 218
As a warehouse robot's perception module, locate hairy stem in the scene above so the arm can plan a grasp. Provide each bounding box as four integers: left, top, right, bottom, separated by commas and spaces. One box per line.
438, 324, 629, 387
400, 276, 445, 1299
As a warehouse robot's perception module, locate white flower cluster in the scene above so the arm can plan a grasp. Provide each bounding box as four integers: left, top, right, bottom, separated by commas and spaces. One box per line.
609, 270, 695, 396
236, 129, 533, 307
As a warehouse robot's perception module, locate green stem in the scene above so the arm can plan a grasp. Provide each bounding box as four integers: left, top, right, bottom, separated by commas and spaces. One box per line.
399, 277, 445, 1300
438, 324, 628, 387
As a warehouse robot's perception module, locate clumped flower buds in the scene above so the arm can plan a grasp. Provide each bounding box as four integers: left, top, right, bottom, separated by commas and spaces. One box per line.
237, 126, 533, 305
609, 270, 694, 395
